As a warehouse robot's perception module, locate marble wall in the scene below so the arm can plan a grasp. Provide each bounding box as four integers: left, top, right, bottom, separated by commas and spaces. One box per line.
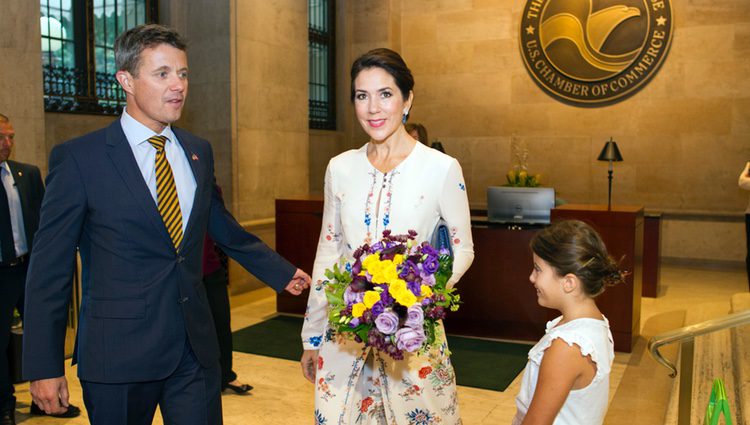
0, 1, 45, 168
310, 0, 750, 264
161, 0, 234, 211
4, 1, 746, 267
232, 0, 309, 220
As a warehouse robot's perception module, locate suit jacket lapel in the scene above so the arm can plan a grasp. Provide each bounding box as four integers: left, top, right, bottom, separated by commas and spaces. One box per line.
104, 121, 173, 250
173, 128, 205, 243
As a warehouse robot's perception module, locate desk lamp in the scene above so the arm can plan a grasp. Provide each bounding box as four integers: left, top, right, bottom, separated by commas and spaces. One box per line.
597, 137, 623, 210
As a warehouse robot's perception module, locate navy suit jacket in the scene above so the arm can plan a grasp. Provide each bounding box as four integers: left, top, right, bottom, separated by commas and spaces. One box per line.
5, 160, 44, 252
23, 120, 296, 383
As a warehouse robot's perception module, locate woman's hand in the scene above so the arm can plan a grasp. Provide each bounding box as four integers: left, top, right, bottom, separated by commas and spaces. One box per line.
301, 349, 319, 384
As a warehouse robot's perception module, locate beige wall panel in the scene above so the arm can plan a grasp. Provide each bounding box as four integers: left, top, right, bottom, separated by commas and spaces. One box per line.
680, 1, 750, 27
234, 0, 309, 221
735, 23, 750, 52
235, 128, 308, 219
732, 98, 750, 136
436, 9, 513, 42
401, 0, 474, 15
401, 14, 437, 46
44, 114, 113, 159
351, 2, 391, 45
309, 130, 347, 194
662, 220, 745, 263
227, 222, 276, 293
309, 0, 750, 263
0, 1, 45, 169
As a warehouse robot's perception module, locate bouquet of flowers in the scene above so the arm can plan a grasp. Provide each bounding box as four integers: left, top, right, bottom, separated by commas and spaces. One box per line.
324, 230, 460, 360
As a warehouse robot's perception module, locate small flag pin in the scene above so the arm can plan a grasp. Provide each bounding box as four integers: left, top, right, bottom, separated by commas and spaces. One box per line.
192, 154, 199, 161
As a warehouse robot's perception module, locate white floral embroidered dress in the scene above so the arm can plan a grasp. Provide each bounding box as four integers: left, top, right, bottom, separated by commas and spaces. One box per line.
302, 142, 474, 425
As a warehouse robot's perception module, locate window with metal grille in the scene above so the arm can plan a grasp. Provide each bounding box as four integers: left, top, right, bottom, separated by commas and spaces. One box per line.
308, 0, 335, 130
40, 0, 157, 115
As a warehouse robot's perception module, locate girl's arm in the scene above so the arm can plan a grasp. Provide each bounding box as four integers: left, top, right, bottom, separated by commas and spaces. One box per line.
521, 338, 596, 425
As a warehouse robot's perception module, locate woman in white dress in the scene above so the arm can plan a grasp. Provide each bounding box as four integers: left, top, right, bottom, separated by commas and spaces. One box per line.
300, 48, 474, 425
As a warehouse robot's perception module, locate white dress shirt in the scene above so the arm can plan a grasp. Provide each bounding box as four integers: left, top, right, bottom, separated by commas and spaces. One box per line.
120, 109, 196, 233
0, 161, 28, 261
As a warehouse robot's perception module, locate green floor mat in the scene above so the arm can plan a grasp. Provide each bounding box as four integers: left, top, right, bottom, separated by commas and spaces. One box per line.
233, 315, 530, 391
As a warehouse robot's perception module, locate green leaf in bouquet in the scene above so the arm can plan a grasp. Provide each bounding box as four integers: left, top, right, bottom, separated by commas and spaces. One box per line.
424, 321, 437, 347
325, 289, 344, 307
352, 324, 370, 342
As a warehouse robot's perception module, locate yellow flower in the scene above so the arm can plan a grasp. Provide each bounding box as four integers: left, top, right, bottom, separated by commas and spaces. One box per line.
388, 279, 407, 297
394, 289, 417, 307
352, 303, 366, 318
393, 254, 405, 265
420, 285, 433, 298
371, 259, 400, 284
363, 291, 380, 308
362, 253, 379, 268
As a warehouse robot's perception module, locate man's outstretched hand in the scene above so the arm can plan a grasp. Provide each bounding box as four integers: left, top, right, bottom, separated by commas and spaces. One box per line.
284, 268, 311, 295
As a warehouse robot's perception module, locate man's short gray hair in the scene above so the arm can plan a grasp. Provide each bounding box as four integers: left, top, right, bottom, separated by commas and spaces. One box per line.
114, 24, 186, 76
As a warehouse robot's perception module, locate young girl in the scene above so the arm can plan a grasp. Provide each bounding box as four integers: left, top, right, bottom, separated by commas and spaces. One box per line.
513, 220, 624, 425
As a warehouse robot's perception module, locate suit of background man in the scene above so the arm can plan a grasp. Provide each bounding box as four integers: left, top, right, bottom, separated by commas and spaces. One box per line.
0, 115, 80, 425
0, 114, 78, 425
22, 24, 310, 425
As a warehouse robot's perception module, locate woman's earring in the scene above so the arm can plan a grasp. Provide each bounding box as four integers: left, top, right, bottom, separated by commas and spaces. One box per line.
402, 110, 409, 124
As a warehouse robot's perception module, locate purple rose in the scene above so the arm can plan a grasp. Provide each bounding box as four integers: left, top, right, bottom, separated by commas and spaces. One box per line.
422, 255, 440, 274
349, 318, 360, 328
344, 286, 364, 306
395, 326, 426, 352
374, 310, 399, 335
371, 301, 385, 317
419, 272, 435, 287
404, 305, 424, 329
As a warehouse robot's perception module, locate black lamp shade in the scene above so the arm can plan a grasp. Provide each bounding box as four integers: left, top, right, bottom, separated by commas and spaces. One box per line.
597, 138, 623, 162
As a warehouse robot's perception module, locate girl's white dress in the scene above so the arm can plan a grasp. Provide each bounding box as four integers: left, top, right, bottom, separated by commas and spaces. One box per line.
302, 142, 474, 425
512, 316, 615, 425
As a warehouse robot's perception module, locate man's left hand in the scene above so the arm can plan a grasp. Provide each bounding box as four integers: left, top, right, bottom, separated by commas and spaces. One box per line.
284, 268, 311, 295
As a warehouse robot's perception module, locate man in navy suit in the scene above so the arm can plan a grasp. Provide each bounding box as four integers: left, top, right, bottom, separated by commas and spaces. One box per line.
22, 24, 310, 425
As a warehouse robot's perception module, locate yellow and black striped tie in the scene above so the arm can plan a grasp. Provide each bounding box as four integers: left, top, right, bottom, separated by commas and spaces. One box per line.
148, 135, 183, 250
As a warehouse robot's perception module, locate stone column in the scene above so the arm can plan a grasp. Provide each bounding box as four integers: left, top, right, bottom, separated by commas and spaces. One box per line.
0, 1, 46, 170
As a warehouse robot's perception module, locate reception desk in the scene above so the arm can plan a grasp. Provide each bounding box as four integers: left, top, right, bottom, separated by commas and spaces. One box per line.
275, 199, 642, 352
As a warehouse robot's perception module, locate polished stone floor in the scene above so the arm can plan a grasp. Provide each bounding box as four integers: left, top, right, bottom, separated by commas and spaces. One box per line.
12, 264, 747, 424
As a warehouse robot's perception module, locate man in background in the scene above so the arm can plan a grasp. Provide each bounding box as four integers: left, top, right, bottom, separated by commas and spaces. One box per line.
0, 114, 80, 424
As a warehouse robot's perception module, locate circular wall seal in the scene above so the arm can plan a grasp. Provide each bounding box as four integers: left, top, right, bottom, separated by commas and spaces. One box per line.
520, 0, 673, 105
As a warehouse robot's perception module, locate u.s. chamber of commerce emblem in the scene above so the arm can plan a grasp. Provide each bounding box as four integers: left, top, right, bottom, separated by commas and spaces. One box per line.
520, 0, 673, 105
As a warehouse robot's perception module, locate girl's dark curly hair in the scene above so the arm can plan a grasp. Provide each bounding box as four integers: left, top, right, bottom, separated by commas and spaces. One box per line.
531, 220, 625, 297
